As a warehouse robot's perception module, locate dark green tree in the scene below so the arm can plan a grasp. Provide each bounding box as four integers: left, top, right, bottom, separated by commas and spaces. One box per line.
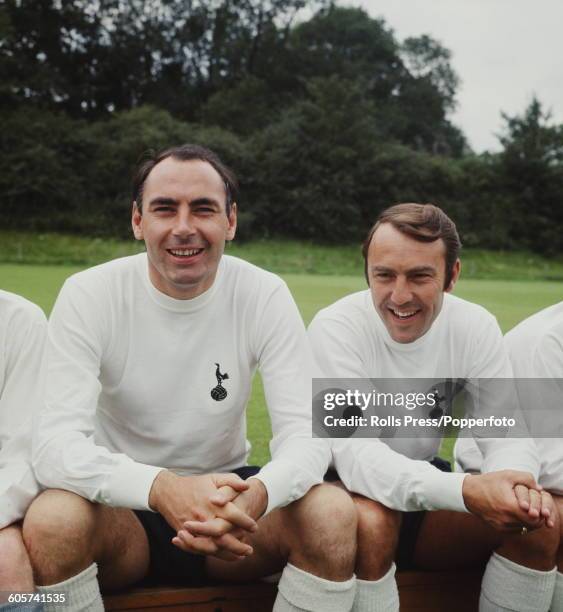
393, 35, 466, 156
248, 76, 384, 241
0, 0, 324, 119
498, 98, 563, 254
288, 6, 464, 155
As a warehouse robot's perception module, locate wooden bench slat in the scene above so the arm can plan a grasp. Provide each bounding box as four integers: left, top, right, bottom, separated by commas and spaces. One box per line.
104, 583, 277, 611
104, 570, 484, 611
397, 571, 482, 611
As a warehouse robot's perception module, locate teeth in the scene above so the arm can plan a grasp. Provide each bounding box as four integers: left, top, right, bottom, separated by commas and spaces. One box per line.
169, 248, 201, 256
391, 308, 417, 318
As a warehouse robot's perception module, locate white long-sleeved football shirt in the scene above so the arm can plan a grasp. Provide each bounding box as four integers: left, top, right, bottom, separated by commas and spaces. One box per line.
455, 301, 563, 494
34, 254, 330, 514
308, 290, 539, 513
0, 290, 46, 528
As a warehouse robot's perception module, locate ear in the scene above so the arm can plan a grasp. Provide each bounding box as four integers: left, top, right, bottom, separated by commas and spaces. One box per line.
445, 259, 461, 293
131, 201, 144, 241
226, 202, 237, 242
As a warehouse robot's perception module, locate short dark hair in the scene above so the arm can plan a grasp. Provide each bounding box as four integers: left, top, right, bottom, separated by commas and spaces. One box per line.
132, 144, 239, 215
362, 203, 462, 289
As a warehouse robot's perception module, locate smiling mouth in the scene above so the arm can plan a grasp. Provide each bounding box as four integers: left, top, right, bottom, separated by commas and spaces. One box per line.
166, 248, 204, 258
388, 306, 421, 321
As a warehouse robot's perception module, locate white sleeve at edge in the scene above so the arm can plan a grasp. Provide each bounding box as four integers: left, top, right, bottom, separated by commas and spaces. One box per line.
32, 278, 164, 511
0, 305, 46, 527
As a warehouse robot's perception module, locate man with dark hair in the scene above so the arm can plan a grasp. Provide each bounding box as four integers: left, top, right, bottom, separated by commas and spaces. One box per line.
308, 203, 560, 612
132, 144, 238, 216
360, 203, 461, 289
24, 144, 357, 612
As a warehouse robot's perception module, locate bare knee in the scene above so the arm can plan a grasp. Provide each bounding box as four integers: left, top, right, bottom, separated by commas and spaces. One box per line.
499, 521, 560, 571
23, 489, 98, 584
354, 495, 401, 540
353, 495, 401, 579
284, 483, 357, 579
0, 525, 34, 590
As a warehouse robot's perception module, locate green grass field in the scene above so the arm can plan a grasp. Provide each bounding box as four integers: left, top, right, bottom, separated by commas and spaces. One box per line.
2, 262, 561, 465
2, 231, 563, 280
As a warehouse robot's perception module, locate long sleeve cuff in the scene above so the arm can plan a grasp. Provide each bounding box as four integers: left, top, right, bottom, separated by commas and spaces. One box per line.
103, 461, 165, 510
416, 470, 468, 512
251, 459, 321, 516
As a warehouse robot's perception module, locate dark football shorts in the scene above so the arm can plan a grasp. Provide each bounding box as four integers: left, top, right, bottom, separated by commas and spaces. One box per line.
325, 456, 452, 571
396, 456, 452, 570
134, 465, 261, 585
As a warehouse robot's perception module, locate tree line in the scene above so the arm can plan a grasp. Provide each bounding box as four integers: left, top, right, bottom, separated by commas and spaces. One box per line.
1, 0, 562, 254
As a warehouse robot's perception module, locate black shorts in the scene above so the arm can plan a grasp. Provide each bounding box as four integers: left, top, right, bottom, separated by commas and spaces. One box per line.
134, 465, 261, 585
396, 456, 452, 570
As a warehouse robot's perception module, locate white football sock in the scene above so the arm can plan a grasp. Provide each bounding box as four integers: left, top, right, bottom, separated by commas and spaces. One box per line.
480, 552, 556, 612
37, 563, 103, 612
550, 571, 563, 611
353, 563, 399, 612
274, 562, 356, 612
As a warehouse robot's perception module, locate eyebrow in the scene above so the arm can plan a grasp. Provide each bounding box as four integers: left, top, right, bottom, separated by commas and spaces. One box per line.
370, 265, 437, 275
190, 197, 221, 207
407, 266, 437, 275
147, 197, 178, 208
147, 196, 221, 208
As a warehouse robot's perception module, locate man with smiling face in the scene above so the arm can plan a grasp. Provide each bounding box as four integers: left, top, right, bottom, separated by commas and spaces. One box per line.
308, 203, 560, 612
24, 144, 357, 612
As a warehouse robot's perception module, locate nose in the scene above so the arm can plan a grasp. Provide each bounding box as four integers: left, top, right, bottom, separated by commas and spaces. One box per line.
390, 276, 413, 305
172, 206, 195, 238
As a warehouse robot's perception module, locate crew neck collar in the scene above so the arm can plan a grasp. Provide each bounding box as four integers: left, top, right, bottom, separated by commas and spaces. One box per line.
137, 253, 223, 313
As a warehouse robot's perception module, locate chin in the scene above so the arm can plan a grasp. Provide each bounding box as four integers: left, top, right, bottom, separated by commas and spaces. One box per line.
391, 333, 415, 344
386, 323, 419, 343
173, 276, 203, 289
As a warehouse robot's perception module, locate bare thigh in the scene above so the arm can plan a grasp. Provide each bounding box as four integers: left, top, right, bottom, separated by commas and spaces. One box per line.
413, 511, 500, 570
0, 523, 34, 591
24, 489, 151, 592
95, 506, 150, 593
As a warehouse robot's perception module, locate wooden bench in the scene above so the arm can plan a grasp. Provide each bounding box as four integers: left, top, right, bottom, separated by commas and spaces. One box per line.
104, 570, 484, 611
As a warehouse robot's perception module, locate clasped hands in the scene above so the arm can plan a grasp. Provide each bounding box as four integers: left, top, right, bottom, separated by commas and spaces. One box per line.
149, 470, 268, 562
462, 470, 556, 532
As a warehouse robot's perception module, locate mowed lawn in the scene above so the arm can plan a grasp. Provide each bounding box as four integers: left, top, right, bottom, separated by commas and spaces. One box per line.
2, 263, 561, 465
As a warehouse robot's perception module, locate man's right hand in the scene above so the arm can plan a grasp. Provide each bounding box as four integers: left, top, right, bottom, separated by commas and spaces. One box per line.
148, 470, 257, 557
462, 470, 550, 532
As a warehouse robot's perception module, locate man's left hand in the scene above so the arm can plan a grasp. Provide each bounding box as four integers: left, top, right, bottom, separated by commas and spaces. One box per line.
514, 484, 556, 528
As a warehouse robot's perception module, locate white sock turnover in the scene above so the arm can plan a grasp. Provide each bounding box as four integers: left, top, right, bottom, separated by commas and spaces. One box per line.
273, 562, 356, 612
550, 571, 563, 612
353, 562, 399, 612
37, 563, 103, 612
480, 552, 556, 612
